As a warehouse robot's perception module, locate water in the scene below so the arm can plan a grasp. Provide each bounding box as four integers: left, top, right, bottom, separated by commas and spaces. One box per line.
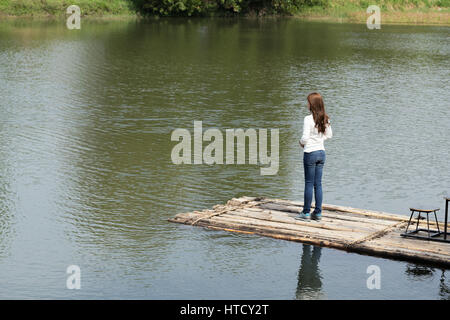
0, 18, 449, 299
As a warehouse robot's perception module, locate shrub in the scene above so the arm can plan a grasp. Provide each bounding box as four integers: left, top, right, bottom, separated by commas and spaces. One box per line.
133, 0, 331, 16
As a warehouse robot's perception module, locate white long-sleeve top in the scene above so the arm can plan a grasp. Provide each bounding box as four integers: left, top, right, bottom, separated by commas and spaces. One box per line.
300, 114, 332, 153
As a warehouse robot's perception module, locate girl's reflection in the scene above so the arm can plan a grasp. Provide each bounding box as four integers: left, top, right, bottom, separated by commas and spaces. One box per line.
296, 244, 325, 299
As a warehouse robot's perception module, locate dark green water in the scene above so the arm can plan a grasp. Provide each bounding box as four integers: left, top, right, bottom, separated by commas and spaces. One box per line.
0, 18, 449, 299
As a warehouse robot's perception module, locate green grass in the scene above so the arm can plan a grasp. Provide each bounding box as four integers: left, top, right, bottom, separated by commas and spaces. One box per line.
0, 0, 135, 16
293, 0, 450, 24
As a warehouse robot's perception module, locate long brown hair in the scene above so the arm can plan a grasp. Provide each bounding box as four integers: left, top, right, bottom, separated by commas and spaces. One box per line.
307, 92, 329, 134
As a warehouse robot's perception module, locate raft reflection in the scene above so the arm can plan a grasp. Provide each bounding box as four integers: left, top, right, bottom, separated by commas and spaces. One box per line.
405, 264, 449, 300
296, 244, 325, 300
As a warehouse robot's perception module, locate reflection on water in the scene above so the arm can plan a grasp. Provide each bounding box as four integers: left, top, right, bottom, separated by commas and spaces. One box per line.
405, 264, 449, 300
405, 264, 435, 279
439, 271, 450, 300
0, 18, 448, 299
296, 245, 324, 300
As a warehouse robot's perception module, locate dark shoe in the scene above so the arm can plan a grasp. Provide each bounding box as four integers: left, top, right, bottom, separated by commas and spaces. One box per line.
295, 212, 310, 220
311, 213, 322, 221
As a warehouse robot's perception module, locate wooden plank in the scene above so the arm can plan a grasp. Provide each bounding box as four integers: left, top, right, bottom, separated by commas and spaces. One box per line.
367, 230, 450, 255
230, 208, 393, 233
258, 199, 409, 222
234, 201, 401, 227
240, 197, 448, 229
214, 213, 367, 242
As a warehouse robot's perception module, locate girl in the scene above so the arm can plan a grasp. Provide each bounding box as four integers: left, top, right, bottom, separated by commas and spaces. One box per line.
297, 92, 332, 221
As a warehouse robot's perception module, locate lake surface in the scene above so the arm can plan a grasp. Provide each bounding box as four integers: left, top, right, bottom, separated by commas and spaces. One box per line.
0, 18, 449, 299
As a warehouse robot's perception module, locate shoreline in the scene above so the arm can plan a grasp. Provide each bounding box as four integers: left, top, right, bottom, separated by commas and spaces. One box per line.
0, 9, 448, 26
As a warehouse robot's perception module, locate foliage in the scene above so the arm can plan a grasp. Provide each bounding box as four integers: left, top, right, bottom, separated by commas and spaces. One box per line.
0, 0, 447, 17
132, 0, 332, 17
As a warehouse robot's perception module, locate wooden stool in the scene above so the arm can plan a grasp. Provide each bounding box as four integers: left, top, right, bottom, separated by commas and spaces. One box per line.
402, 207, 440, 239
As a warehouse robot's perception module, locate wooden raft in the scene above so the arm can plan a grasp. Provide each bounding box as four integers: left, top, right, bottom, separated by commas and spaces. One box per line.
169, 196, 450, 267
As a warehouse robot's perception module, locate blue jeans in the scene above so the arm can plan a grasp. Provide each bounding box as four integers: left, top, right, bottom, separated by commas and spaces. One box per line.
303, 150, 326, 215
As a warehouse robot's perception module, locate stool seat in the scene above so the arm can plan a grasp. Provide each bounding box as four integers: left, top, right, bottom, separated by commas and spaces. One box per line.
409, 207, 439, 213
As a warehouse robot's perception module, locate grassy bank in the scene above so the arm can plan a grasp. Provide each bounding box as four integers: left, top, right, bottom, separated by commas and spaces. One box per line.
294, 0, 450, 25
0, 0, 135, 17
0, 0, 448, 25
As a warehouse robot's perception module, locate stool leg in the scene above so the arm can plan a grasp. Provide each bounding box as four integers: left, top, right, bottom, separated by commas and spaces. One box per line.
416, 212, 421, 231
445, 200, 448, 240
434, 211, 440, 234
406, 210, 414, 233
426, 213, 430, 238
